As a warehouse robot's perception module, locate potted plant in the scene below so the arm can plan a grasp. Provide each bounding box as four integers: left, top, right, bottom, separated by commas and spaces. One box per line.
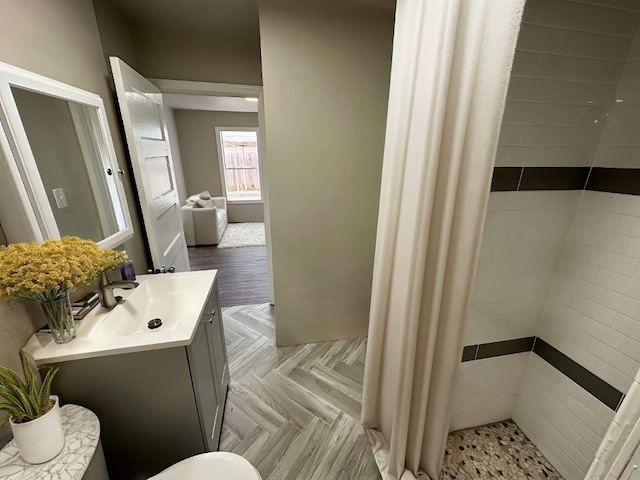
0, 351, 62, 464
0, 236, 124, 343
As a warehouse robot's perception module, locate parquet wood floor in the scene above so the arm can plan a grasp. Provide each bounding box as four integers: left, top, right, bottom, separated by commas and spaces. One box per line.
221, 304, 381, 480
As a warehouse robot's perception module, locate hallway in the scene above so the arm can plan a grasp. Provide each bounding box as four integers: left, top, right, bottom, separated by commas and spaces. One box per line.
188, 246, 269, 307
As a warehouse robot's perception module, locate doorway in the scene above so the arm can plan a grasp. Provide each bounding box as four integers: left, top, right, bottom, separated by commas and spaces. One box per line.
152, 78, 274, 307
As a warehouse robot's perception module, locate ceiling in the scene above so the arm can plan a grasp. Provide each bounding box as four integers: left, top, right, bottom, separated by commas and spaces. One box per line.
163, 94, 259, 112
108, 0, 395, 39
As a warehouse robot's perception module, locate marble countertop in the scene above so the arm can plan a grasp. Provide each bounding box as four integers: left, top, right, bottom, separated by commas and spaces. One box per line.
0, 405, 100, 480
22, 270, 217, 365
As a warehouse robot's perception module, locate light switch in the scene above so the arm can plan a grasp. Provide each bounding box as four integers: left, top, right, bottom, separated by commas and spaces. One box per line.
52, 188, 68, 209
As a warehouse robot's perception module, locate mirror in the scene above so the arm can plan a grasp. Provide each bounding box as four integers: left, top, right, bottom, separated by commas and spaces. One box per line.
0, 61, 133, 249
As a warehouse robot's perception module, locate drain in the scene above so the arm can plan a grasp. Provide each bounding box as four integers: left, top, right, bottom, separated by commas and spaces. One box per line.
148, 318, 162, 329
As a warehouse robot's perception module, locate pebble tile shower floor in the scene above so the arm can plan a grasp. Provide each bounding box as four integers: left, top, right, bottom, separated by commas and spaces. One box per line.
439, 420, 563, 480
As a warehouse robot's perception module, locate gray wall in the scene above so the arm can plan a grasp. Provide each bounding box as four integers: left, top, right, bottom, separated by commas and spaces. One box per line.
0, 0, 145, 440
92, 0, 139, 69
259, 0, 394, 345
134, 26, 262, 85
174, 110, 264, 223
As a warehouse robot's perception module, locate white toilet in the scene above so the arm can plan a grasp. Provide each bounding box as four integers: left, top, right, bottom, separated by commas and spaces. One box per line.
149, 452, 262, 480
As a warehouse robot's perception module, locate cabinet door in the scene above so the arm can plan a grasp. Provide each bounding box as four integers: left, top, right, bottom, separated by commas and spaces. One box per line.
187, 320, 222, 451
206, 283, 230, 403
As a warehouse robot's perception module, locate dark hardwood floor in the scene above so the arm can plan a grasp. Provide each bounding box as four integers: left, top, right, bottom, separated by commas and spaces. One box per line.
188, 245, 270, 307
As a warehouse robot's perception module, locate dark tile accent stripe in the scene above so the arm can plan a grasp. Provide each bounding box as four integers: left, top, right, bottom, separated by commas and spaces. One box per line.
476, 337, 536, 360
519, 167, 590, 191
490, 167, 591, 192
533, 339, 623, 411
491, 167, 522, 192
586, 168, 640, 196
460, 337, 533, 362
460, 336, 624, 411
461, 345, 477, 362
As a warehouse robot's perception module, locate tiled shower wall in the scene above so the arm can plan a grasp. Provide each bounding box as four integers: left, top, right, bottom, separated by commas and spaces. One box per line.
451, 1, 640, 478
515, 10, 640, 480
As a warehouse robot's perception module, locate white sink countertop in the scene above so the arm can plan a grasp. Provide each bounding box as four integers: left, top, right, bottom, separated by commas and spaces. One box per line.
23, 270, 217, 365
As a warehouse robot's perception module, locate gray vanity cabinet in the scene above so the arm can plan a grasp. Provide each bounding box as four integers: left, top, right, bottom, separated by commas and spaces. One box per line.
50, 279, 229, 480
188, 282, 229, 452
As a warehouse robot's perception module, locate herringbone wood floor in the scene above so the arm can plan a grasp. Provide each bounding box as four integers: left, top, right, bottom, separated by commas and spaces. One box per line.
220, 304, 381, 480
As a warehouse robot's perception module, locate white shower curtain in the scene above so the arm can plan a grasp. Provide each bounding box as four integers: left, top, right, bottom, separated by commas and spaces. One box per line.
361, 1, 525, 479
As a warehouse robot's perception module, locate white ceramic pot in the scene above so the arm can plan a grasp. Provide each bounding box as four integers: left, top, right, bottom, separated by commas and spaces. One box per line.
10, 395, 65, 464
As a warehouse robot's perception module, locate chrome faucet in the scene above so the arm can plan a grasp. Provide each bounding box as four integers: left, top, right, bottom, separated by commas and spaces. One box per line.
98, 271, 139, 309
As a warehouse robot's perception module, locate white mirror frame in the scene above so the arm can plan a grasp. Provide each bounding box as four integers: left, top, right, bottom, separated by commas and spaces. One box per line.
0, 61, 133, 249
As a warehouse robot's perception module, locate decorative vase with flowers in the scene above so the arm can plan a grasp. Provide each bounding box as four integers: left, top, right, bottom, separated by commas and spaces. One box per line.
0, 236, 124, 344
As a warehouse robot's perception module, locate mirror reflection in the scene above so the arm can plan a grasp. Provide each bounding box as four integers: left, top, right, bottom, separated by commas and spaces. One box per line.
12, 86, 126, 243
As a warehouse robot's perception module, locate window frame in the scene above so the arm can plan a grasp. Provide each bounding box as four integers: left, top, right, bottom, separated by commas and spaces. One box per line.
214, 126, 263, 204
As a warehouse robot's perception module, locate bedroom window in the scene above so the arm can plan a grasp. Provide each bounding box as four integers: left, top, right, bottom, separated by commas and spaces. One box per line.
215, 127, 262, 203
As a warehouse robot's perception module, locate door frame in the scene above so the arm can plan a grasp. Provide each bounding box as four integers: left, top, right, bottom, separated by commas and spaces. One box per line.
149, 78, 275, 305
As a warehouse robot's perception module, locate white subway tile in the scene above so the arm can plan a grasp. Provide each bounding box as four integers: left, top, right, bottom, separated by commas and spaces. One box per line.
535, 54, 623, 84
498, 124, 524, 146
593, 146, 640, 168
581, 227, 631, 254
619, 336, 640, 363
621, 58, 640, 84
586, 334, 633, 370
622, 103, 640, 125
506, 77, 523, 101
537, 103, 603, 127
573, 0, 640, 14
512, 51, 541, 77
599, 125, 640, 148
520, 125, 555, 146
579, 191, 612, 212
571, 295, 617, 325
481, 227, 508, 244
518, 78, 603, 105
562, 274, 609, 302
557, 256, 598, 281
563, 241, 593, 262
523, 0, 640, 36
486, 210, 523, 228
626, 237, 640, 259
550, 126, 604, 148
574, 210, 621, 231
517, 24, 631, 61
589, 248, 638, 276
602, 290, 640, 321
502, 101, 540, 124
595, 269, 640, 301
494, 145, 539, 166
613, 313, 640, 339
538, 323, 600, 370
486, 192, 506, 211
609, 194, 640, 217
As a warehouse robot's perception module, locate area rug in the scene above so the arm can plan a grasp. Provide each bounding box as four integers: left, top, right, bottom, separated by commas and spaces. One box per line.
217, 222, 266, 248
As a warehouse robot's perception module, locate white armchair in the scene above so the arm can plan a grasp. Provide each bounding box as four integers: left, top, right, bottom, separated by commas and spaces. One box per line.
181, 193, 228, 246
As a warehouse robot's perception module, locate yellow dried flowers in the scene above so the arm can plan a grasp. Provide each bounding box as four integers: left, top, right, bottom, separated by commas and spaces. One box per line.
0, 236, 125, 303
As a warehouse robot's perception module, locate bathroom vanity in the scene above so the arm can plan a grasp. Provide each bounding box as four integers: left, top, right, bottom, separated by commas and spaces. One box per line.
22, 270, 229, 480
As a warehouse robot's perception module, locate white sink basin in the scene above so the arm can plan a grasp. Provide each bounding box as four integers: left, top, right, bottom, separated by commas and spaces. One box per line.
23, 270, 218, 364
90, 275, 203, 339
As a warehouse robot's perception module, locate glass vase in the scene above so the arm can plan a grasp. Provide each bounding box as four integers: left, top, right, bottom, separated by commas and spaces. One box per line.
41, 295, 76, 344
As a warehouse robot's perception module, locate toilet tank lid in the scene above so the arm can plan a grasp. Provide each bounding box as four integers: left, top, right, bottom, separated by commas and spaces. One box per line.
149, 452, 261, 480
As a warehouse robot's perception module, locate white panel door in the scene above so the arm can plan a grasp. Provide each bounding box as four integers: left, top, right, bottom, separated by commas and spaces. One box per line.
110, 57, 189, 272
